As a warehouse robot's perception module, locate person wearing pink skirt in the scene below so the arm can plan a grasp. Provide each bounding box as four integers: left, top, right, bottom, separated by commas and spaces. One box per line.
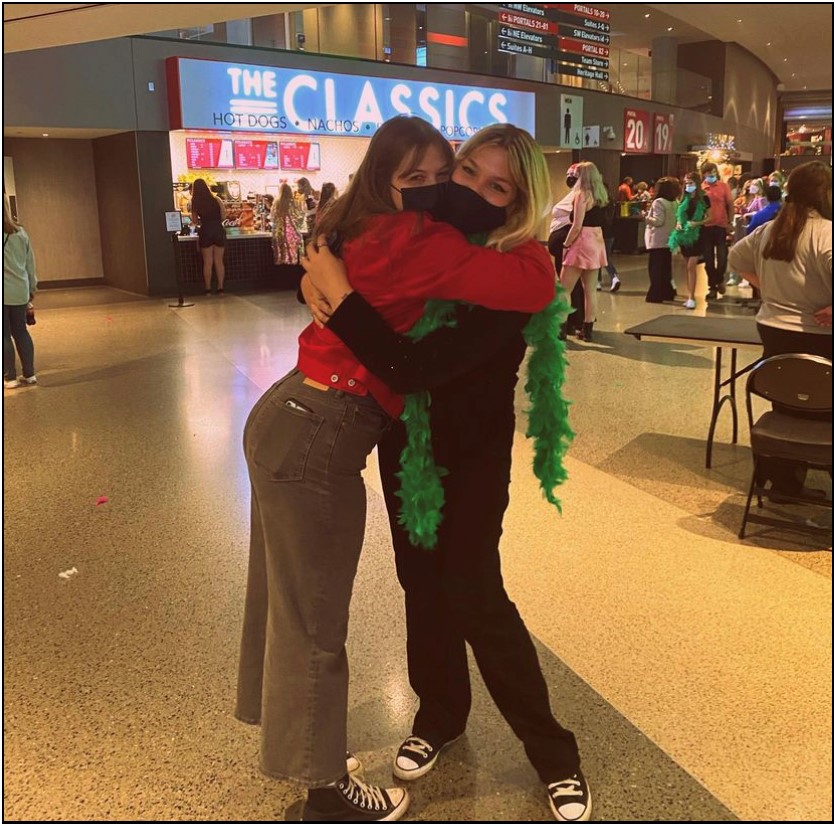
559, 162, 609, 341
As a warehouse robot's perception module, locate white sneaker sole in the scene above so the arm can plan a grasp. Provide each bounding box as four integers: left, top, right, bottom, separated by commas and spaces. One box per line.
548, 787, 592, 822
379, 789, 410, 822
392, 734, 463, 781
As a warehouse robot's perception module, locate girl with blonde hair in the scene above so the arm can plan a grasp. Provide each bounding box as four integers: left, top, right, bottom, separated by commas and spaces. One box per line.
299, 122, 589, 822
270, 182, 304, 265
238, 116, 560, 823
558, 160, 609, 341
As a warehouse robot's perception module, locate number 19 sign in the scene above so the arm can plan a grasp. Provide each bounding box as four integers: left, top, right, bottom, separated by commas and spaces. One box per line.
624, 108, 650, 153
653, 113, 674, 154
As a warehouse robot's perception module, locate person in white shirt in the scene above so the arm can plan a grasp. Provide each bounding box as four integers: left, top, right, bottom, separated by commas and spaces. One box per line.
3, 198, 38, 389
728, 160, 832, 359
728, 160, 832, 498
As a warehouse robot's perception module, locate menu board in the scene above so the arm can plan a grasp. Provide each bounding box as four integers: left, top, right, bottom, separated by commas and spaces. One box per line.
234, 140, 279, 170
279, 142, 321, 171
186, 138, 234, 169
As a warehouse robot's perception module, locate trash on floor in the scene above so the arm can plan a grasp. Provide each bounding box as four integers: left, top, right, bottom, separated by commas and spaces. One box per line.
58, 567, 78, 580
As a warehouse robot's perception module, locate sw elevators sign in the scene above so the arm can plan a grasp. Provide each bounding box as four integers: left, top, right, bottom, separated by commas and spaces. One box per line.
166, 57, 536, 138
559, 94, 583, 149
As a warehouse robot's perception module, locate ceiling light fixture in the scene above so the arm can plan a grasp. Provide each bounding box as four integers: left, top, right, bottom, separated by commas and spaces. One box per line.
42, 133, 49, 137
644, 13, 650, 18
667, 26, 673, 31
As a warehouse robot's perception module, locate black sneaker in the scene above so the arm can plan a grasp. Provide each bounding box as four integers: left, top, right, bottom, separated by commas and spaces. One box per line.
393, 734, 461, 780
547, 771, 592, 822
705, 289, 718, 300
717, 281, 727, 295
302, 774, 409, 822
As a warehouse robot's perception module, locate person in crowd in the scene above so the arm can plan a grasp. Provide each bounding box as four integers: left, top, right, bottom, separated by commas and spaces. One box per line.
728, 160, 832, 498
700, 161, 734, 300
236, 116, 557, 824
300, 122, 589, 824
643, 177, 680, 303
190, 178, 226, 294
548, 163, 584, 336
315, 182, 337, 223
3, 198, 38, 389
559, 161, 609, 342
727, 176, 740, 201
744, 178, 767, 215
746, 184, 783, 235
270, 183, 305, 266
296, 176, 318, 238
734, 177, 754, 215
767, 169, 787, 196
669, 171, 711, 310
600, 182, 621, 292
632, 181, 652, 203
616, 176, 633, 202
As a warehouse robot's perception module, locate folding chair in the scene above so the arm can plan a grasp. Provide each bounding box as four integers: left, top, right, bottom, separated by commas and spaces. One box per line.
739, 353, 833, 539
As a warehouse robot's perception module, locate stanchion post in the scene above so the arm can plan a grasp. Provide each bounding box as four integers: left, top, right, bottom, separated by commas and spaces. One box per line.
166, 211, 195, 309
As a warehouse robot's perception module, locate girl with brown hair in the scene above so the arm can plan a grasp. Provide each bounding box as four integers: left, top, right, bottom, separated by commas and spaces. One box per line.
190, 178, 226, 294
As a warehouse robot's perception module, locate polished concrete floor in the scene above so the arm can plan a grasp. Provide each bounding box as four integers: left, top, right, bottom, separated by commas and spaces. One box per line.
3, 255, 832, 822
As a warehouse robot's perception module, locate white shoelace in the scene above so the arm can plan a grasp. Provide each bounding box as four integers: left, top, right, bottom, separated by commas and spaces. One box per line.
401, 736, 434, 759
548, 777, 583, 799
341, 775, 388, 811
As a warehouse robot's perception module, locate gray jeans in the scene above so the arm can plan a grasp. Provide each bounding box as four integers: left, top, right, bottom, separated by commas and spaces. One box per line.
236, 369, 391, 787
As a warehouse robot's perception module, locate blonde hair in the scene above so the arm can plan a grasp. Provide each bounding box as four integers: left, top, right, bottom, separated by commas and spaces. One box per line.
455, 124, 551, 252
3, 196, 19, 235
573, 161, 608, 207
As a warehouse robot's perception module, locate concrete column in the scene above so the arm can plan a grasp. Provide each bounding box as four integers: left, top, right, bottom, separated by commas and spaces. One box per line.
651, 37, 678, 105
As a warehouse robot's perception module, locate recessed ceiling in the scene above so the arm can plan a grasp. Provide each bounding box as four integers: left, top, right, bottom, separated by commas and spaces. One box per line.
648, 3, 833, 92
3, 127, 129, 139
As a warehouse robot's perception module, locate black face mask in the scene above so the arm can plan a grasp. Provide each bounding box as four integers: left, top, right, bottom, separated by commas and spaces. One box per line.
397, 180, 507, 235
566, 177, 578, 189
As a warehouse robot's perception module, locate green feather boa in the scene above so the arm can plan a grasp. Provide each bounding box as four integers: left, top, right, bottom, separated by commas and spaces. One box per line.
395, 262, 575, 550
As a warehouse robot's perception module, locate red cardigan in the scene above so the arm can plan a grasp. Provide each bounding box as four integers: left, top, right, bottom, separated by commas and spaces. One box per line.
297, 211, 555, 417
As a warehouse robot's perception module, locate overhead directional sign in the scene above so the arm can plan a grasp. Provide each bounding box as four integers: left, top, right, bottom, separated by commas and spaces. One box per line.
494, 3, 611, 70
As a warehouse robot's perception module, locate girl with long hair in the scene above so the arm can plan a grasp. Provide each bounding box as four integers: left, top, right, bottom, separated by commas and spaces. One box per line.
270, 183, 304, 265
315, 181, 337, 224
3, 198, 38, 389
558, 161, 609, 341
301, 123, 588, 822
643, 176, 681, 303
669, 171, 711, 309
237, 116, 556, 823
190, 178, 226, 294
728, 160, 832, 497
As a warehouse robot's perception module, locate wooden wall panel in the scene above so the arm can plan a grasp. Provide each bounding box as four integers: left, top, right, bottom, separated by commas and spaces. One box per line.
4, 138, 104, 282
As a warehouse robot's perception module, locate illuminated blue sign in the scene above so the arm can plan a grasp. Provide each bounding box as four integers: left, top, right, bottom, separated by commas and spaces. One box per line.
168, 58, 535, 139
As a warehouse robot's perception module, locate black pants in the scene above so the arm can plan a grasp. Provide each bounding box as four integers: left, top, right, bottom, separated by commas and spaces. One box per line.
755, 323, 833, 493
378, 422, 580, 783
702, 225, 728, 289
645, 247, 674, 303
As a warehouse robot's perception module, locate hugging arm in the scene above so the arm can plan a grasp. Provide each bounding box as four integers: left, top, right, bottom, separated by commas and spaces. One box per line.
326, 292, 529, 395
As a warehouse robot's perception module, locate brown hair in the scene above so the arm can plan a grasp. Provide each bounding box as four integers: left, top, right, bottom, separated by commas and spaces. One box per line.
317, 116, 454, 243
763, 161, 832, 261
3, 197, 19, 235
655, 176, 681, 202
700, 161, 719, 176
190, 178, 216, 215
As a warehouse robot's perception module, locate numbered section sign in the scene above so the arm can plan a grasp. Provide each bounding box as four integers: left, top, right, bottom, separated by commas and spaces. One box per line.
623, 108, 650, 153
653, 113, 675, 154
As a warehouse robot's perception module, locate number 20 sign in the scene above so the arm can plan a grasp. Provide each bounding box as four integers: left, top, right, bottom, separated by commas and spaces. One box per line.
624, 108, 650, 153
653, 113, 675, 154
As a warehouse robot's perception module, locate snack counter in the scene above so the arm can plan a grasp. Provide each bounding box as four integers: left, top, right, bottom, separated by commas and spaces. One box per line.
175, 230, 303, 291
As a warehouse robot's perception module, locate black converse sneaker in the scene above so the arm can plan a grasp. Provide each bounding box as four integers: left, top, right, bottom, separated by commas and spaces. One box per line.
393, 734, 461, 781
302, 774, 409, 822
547, 771, 592, 822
